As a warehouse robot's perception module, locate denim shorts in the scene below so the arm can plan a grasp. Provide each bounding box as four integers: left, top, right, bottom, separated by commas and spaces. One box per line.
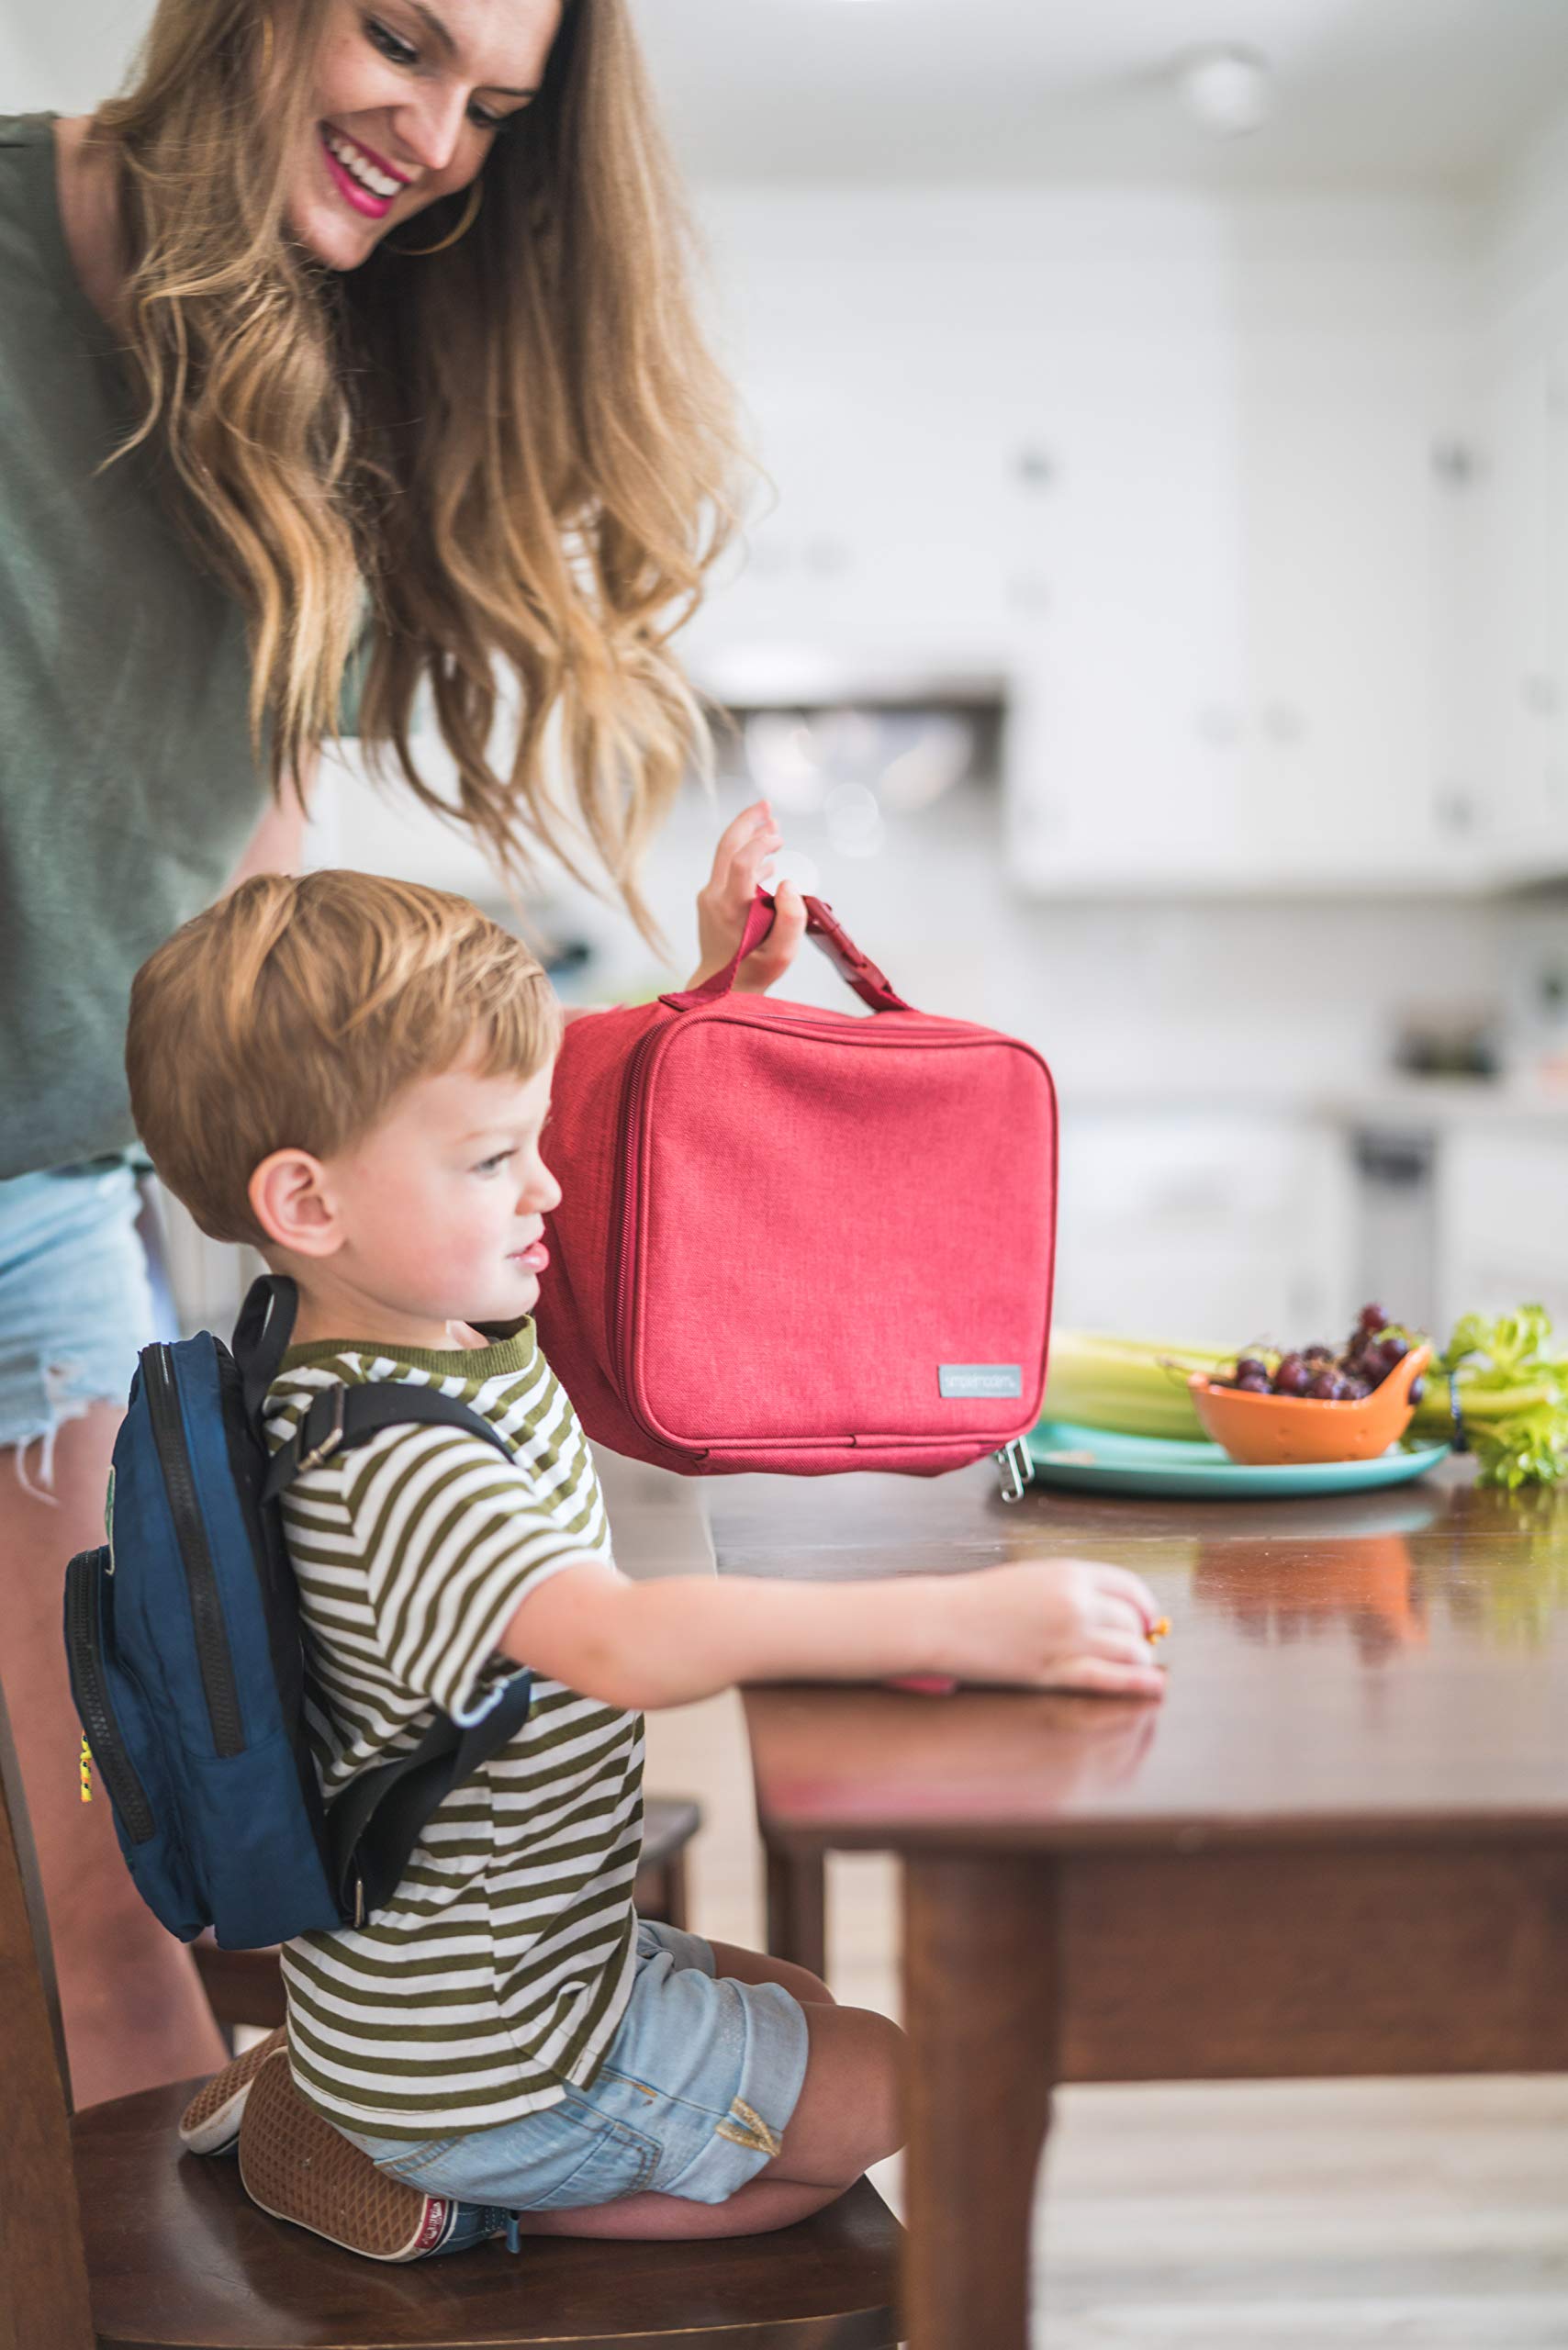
339, 1918, 811, 2237
0, 1160, 159, 1486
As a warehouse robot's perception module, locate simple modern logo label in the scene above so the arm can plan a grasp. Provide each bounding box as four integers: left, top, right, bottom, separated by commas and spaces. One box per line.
939, 1364, 1023, 1399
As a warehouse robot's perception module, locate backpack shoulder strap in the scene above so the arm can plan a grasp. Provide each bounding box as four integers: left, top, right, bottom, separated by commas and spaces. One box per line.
321, 1669, 534, 1926
257, 1374, 532, 1925
232, 1273, 300, 1423
235, 1275, 539, 1924
261, 1377, 513, 1502
234, 1272, 511, 1498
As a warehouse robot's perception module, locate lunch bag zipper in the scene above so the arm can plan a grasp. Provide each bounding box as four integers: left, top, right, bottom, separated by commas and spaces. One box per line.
143, 1348, 247, 1759
65, 1552, 156, 1843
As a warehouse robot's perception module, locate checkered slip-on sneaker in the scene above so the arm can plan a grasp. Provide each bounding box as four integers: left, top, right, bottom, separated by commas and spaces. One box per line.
238, 2049, 459, 2262
177, 2024, 288, 2156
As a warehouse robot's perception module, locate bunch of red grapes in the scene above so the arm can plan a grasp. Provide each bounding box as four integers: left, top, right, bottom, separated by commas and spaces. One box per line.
1224, 1304, 1425, 1405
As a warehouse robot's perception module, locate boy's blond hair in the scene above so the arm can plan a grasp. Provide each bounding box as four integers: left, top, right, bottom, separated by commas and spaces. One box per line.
128, 871, 562, 1246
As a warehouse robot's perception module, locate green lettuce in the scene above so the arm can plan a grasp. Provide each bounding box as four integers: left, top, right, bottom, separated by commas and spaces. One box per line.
1424, 1306, 1568, 1489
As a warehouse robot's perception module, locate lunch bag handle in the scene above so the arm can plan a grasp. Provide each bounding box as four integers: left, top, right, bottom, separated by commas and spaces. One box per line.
660, 888, 912, 1015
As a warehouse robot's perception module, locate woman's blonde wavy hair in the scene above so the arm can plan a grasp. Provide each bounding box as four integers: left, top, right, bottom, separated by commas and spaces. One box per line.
95, 0, 747, 951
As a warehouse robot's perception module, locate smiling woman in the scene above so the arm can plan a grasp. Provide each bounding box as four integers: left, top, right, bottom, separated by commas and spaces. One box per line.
297, 2, 554, 259
84, 0, 744, 943
0, 0, 751, 2118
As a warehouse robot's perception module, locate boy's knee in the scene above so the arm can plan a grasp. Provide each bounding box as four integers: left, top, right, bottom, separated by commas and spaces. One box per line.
873, 2009, 907, 2155
776, 1957, 835, 2005
846, 2006, 906, 2167
781, 2003, 905, 2187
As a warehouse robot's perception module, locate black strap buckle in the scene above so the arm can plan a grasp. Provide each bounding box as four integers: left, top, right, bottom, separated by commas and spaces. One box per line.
298, 1384, 346, 1474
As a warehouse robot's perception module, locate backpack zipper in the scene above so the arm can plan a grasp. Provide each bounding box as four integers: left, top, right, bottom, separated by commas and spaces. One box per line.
143, 1348, 247, 1759
64, 1552, 155, 1843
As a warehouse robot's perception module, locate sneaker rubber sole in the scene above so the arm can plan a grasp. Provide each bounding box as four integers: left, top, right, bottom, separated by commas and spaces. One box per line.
238, 2049, 456, 2262
177, 2023, 288, 2156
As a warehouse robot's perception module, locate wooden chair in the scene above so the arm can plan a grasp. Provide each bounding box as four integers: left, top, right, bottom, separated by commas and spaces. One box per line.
191, 1796, 705, 2047
0, 1693, 901, 2350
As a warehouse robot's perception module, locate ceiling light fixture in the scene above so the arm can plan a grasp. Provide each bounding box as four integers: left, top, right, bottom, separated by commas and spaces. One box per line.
1174, 44, 1274, 139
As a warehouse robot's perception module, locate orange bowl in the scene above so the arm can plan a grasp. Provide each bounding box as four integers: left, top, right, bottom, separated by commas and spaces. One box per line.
1187, 1345, 1431, 1466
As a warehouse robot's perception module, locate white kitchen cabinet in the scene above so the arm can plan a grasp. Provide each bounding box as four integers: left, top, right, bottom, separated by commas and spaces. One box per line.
1051, 1111, 1356, 1348
695, 386, 1017, 669
686, 187, 1481, 895
1485, 346, 1568, 877
1003, 346, 1255, 893
1437, 1124, 1568, 1335
1238, 354, 1475, 883
1010, 346, 1471, 894
992, 206, 1478, 896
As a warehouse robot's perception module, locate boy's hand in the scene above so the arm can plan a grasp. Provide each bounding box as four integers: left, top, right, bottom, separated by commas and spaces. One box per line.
685, 799, 809, 994
938, 1559, 1168, 1698
499, 1551, 1168, 1716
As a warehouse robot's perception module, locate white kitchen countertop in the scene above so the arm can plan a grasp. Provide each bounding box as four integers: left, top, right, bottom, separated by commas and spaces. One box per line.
1312, 1080, 1568, 1130
1055, 1080, 1568, 1130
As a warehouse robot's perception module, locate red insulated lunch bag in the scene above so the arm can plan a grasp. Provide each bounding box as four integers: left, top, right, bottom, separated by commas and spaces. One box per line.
532, 889, 1055, 1499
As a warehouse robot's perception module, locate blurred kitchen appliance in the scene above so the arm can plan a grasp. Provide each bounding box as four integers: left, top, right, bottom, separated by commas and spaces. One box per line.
1351, 1125, 1439, 1335
692, 659, 1006, 901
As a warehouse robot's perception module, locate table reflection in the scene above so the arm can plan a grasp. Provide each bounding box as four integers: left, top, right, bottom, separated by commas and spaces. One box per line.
722, 1456, 1568, 1853
1420, 1477, 1568, 1649
1193, 1535, 1422, 1663
1178, 1472, 1568, 1664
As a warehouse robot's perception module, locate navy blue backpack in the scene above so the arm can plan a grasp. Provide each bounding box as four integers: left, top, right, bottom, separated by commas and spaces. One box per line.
63, 1275, 533, 1949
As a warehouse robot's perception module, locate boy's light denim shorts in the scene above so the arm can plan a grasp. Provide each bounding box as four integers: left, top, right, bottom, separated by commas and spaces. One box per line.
0, 1161, 158, 1483
339, 1919, 811, 2235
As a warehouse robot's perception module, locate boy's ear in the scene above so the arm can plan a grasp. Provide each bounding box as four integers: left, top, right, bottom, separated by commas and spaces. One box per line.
249, 1149, 342, 1258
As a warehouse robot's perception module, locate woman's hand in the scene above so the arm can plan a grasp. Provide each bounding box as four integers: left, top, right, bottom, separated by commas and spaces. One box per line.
684, 799, 809, 994
937, 1558, 1168, 1698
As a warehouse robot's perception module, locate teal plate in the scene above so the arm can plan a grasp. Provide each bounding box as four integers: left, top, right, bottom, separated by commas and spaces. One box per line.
1027, 1419, 1452, 1500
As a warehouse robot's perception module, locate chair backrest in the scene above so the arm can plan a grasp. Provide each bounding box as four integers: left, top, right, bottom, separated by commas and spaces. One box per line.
0, 1674, 95, 2349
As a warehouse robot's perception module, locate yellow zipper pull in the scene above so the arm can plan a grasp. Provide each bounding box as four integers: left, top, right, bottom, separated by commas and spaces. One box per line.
79, 1736, 93, 1804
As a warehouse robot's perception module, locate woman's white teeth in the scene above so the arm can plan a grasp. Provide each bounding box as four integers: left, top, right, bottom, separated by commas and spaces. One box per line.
325, 129, 401, 199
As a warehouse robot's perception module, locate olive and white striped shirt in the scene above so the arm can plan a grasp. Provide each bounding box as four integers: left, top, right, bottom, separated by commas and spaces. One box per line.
263, 1326, 642, 2140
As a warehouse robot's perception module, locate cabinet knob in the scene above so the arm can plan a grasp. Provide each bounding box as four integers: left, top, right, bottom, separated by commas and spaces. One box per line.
1430, 439, 1479, 487
1262, 704, 1305, 744
1013, 447, 1058, 490
1433, 788, 1476, 834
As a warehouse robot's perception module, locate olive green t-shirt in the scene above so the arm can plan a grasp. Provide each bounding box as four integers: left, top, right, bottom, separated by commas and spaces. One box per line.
0, 113, 268, 1177
264, 1330, 639, 2137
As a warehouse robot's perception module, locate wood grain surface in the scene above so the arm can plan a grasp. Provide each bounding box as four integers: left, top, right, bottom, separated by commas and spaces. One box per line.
714, 1457, 1568, 1847
701, 1450, 1568, 2350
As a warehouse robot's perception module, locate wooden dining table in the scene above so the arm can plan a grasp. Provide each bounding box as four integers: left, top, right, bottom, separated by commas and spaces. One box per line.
689, 1453, 1568, 2350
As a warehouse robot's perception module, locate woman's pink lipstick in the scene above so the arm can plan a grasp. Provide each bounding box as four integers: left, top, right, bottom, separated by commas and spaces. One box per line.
318, 125, 401, 219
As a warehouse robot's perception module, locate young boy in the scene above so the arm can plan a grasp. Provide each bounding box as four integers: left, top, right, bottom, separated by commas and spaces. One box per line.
128, 863, 1164, 2263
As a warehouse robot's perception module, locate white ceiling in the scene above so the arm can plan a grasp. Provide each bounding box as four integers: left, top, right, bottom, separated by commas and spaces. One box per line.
633, 0, 1568, 191
10, 0, 1568, 193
